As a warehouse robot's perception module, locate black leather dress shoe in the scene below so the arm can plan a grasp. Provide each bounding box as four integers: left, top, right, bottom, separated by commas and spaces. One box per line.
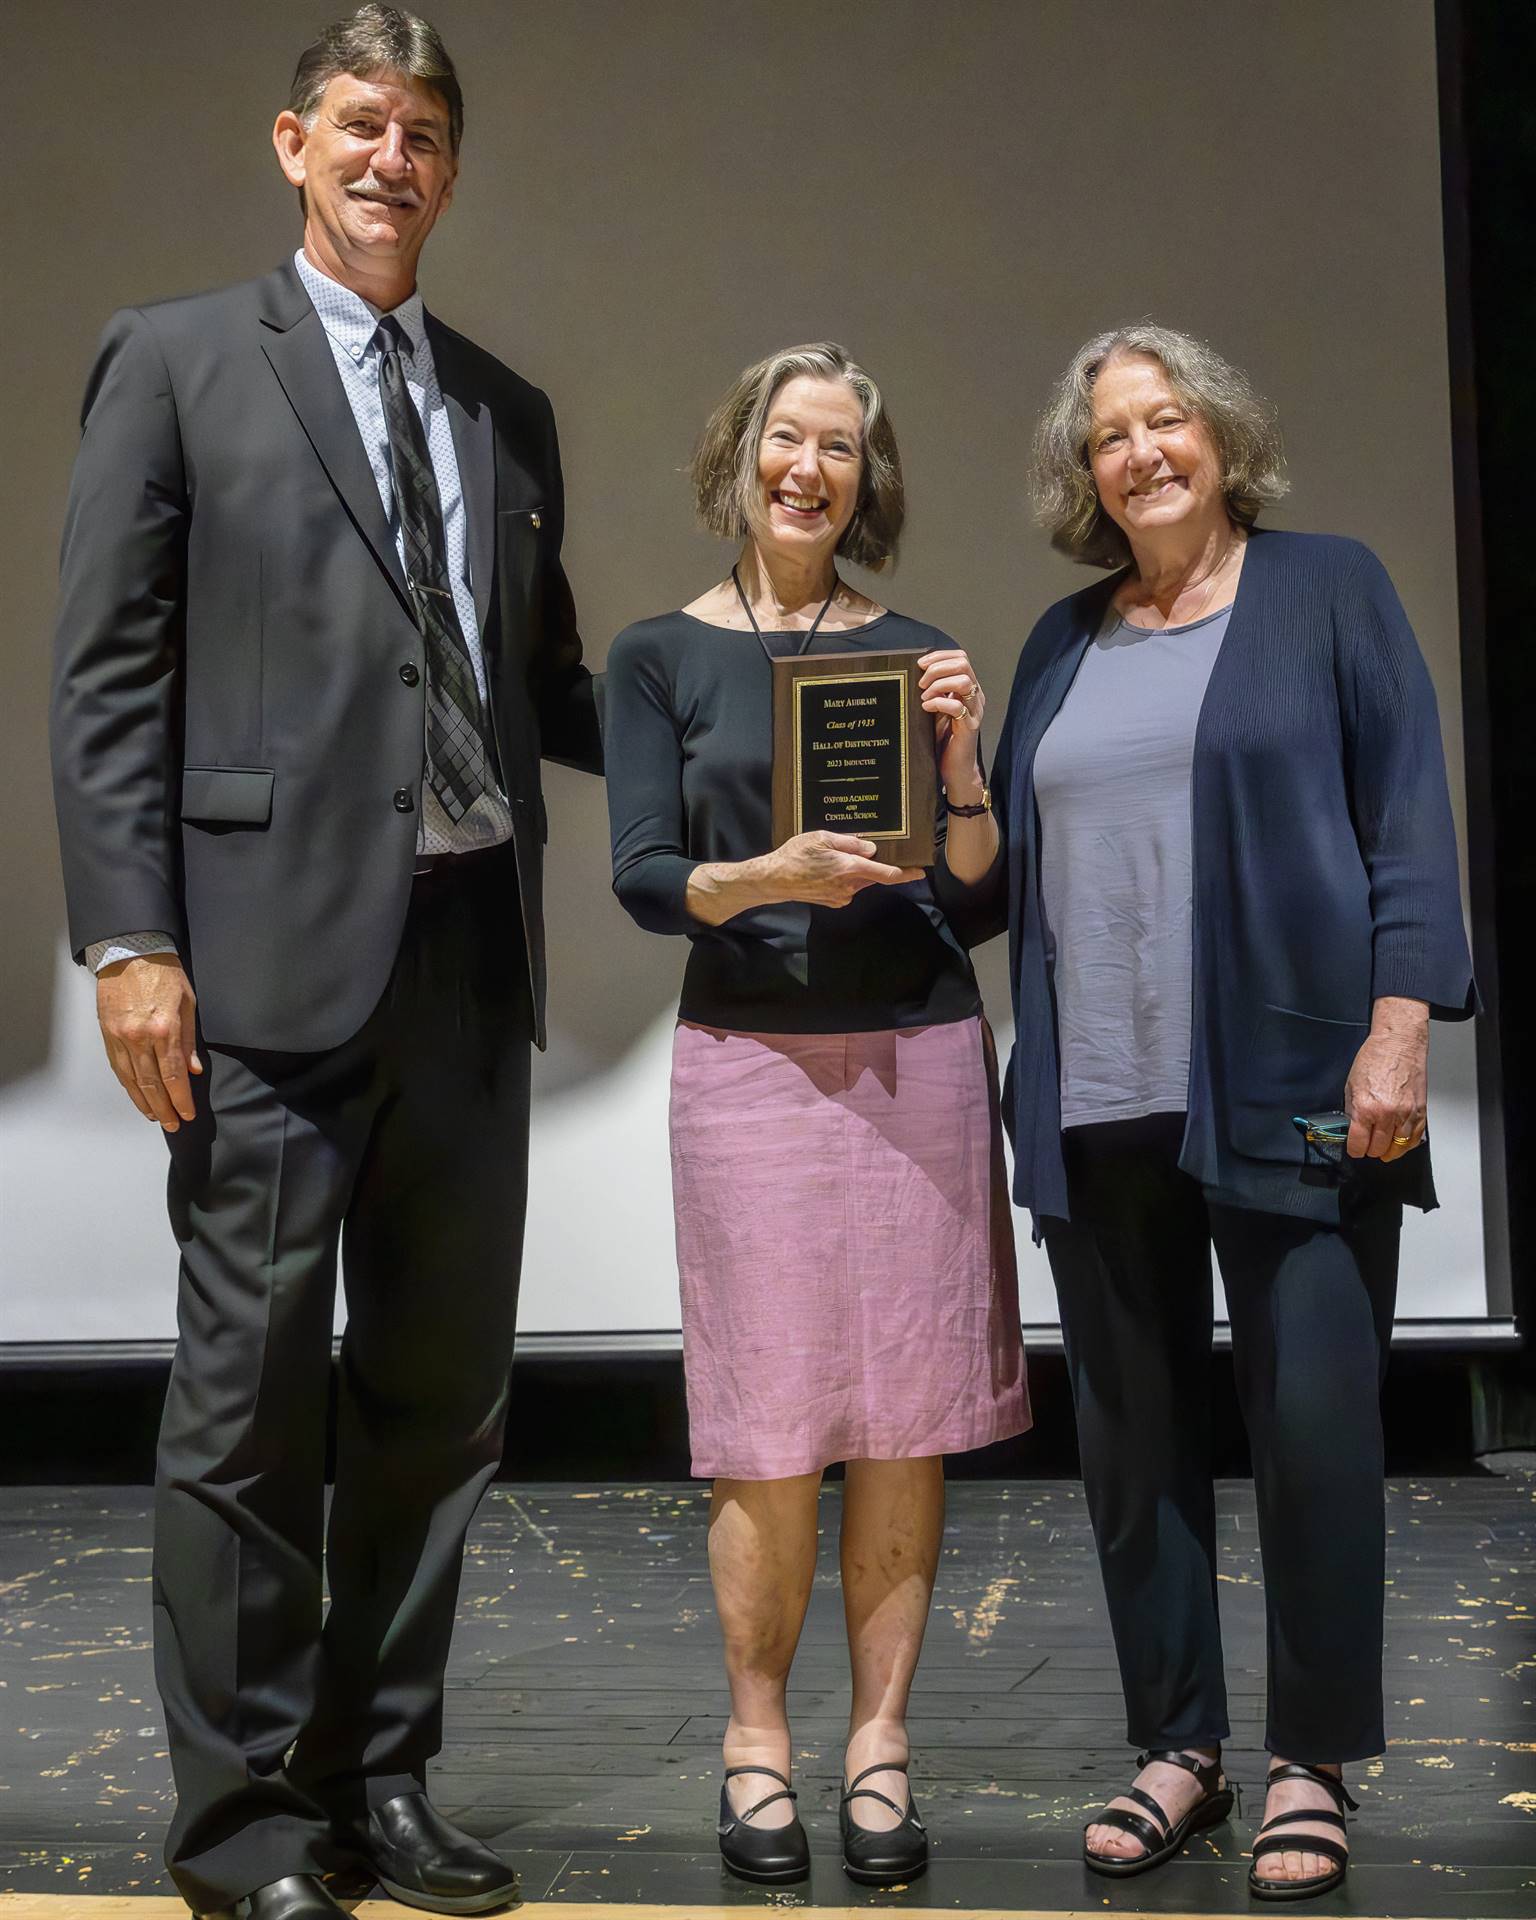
359, 1792, 519, 1914
200, 1875, 346, 1920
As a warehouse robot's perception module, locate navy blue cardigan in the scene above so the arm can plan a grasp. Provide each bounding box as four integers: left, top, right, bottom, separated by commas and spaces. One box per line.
959, 529, 1477, 1229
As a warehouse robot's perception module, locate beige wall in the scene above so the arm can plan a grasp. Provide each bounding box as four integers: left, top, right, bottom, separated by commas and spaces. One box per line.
3, 1, 1485, 1334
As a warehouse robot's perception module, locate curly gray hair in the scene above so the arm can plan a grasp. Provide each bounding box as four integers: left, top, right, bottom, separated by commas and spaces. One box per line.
1033, 322, 1288, 568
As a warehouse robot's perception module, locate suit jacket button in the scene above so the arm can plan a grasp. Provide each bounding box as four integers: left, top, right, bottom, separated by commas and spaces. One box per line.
399, 662, 420, 686
393, 787, 414, 813
530, 511, 542, 529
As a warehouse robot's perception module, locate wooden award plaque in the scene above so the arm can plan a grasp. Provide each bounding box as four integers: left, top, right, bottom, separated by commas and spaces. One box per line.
770, 650, 937, 868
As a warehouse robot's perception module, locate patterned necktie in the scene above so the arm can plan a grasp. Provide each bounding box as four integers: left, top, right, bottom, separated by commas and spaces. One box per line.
374, 314, 494, 822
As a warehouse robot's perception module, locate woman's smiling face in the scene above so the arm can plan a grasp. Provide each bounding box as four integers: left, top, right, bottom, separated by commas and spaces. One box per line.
756, 375, 865, 558
1087, 352, 1225, 546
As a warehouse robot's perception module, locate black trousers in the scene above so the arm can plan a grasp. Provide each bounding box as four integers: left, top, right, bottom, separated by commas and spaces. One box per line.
1042, 1114, 1400, 1763
153, 848, 533, 1912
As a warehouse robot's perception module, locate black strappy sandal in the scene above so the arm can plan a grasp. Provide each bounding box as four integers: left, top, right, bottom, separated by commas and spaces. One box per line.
1248, 1762, 1357, 1902
1084, 1748, 1233, 1878
715, 1764, 810, 1884
840, 1760, 928, 1884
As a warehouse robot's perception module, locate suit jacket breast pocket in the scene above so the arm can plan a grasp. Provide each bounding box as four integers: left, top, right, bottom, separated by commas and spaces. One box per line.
497, 506, 544, 599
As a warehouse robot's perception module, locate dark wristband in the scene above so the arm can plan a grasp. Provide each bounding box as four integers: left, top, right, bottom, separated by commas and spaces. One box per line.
944, 787, 992, 817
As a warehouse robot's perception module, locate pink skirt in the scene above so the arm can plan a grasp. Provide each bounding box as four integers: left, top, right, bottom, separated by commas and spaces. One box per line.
669, 1015, 1031, 1479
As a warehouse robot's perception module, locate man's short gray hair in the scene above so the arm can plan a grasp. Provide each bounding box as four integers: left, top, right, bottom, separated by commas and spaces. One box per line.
691, 343, 905, 571
1032, 322, 1288, 568
289, 3, 463, 151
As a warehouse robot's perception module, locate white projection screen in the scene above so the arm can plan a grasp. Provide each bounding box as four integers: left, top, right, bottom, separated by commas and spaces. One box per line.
1, 0, 1509, 1350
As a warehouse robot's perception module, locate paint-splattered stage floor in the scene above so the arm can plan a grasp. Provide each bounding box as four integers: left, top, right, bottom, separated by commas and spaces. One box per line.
1, 1476, 1532, 1917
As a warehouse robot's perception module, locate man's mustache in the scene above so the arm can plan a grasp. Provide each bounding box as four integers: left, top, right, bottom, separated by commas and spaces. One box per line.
345, 180, 423, 208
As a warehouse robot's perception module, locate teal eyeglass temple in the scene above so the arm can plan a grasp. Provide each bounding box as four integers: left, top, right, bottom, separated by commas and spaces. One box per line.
1292, 1111, 1350, 1145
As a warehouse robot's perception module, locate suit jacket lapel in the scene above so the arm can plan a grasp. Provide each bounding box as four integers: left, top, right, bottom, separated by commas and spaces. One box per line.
256, 261, 411, 611
427, 315, 496, 639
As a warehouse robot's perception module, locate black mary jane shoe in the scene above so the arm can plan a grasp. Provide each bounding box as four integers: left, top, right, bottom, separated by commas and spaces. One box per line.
1248, 1762, 1358, 1903
1084, 1748, 1234, 1878
716, 1764, 811, 1884
840, 1760, 928, 1885
359, 1791, 519, 1915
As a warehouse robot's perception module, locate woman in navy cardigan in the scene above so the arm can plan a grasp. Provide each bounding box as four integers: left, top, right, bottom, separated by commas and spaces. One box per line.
953, 325, 1475, 1899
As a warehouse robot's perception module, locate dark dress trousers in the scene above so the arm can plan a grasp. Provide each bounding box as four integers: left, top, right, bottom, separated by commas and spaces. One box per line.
1043, 1112, 1404, 1758
960, 529, 1476, 1760
50, 261, 601, 1910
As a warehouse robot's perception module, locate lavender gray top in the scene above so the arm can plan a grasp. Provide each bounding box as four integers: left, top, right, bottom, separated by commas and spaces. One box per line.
1033, 602, 1232, 1128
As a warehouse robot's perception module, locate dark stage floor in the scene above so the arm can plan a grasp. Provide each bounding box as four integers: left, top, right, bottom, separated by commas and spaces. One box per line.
1, 1474, 1532, 1917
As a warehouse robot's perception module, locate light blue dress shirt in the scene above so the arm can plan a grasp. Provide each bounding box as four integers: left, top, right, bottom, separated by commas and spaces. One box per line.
88, 251, 510, 973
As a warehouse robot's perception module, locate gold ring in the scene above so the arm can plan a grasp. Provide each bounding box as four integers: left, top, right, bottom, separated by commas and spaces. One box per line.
1393, 1134, 1413, 1145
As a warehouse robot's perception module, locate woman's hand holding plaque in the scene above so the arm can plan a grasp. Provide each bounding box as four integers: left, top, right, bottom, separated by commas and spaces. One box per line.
919, 647, 987, 796
761, 830, 923, 907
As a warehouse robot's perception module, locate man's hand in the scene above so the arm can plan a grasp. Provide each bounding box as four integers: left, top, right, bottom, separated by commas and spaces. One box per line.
96, 953, 202, 1130
1345, 996, 1429, 1163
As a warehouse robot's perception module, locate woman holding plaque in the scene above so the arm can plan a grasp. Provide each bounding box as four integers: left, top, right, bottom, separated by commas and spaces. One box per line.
603, 343, 1029, 1887
957, 323, 1474, 1898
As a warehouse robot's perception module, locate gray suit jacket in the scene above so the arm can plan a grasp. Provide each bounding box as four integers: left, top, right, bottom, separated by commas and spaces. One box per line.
51, 259, 601, 1052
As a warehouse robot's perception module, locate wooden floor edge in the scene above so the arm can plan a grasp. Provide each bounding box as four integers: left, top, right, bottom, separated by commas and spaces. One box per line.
0, 1905, 1128, 1920
0, 1899, 1448, 1920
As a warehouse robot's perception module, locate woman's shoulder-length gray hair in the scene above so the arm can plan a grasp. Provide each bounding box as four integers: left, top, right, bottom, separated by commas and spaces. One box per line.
691, 343, 904, 571
1033, 322, 1288, 569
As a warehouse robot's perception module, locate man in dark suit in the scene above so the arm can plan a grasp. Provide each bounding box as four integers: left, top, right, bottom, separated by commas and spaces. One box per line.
50, 9, 600, 1916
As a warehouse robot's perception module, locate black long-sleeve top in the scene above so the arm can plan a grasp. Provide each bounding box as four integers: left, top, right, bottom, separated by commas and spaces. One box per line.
603, 609, 982, 1033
